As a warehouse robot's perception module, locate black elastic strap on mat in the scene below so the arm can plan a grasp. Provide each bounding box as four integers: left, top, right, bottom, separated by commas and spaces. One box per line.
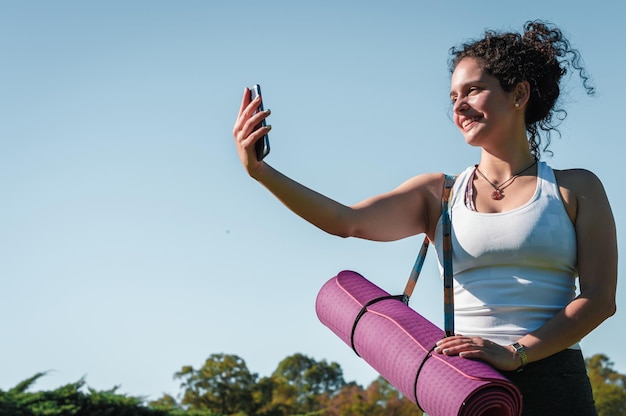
413, 343, 439, 412
350, 294, 406, 357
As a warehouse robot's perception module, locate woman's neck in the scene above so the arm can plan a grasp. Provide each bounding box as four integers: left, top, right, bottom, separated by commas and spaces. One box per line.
477, 149, 536, 181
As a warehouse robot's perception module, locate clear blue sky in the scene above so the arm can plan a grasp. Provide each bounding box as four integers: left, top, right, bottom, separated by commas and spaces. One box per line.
1, 0, 623, 401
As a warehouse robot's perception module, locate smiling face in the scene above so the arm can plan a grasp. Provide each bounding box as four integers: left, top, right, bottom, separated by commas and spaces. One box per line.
450, 57, 519, 149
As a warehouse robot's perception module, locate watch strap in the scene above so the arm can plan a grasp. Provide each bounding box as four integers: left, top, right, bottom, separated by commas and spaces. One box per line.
511, 342, 528, 371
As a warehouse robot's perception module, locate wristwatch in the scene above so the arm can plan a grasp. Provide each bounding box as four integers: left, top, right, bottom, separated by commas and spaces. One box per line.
511, 342, 528, 372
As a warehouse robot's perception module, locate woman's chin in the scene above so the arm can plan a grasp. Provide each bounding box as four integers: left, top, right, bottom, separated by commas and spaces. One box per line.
462, 133, 482, 147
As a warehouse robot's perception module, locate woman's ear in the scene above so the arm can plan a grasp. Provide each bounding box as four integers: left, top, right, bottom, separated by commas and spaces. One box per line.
514, 81, 531, 108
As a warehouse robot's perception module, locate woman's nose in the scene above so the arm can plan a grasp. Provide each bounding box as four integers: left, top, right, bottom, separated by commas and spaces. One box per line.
453, 97, 469, 113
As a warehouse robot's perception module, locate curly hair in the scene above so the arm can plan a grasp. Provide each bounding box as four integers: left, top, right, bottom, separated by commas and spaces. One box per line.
448, 20, 594, 158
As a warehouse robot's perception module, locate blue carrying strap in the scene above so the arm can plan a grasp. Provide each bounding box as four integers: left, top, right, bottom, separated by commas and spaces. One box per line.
441, 174, 456, 337
401, 237, 430, 305
402, 174, 456, 336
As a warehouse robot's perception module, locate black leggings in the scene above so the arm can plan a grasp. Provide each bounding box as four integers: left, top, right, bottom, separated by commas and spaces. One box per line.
500, 349, 597, 416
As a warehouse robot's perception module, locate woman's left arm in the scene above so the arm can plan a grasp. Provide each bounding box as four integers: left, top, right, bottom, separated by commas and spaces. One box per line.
516, 169, 617, 362
436, 169, 617, 371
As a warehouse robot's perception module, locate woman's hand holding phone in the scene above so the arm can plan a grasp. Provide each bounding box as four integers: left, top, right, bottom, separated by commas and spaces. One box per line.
233, 85, 272, 176
249, 84, 270, 161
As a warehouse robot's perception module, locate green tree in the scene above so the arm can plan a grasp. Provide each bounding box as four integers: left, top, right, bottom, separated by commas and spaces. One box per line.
0, 372, 166, 416
364, 377, 420, 416
586, 354, 626, 416
251, 376, 296, 416
174, 353, 258, 415
319, 382, 378, 415
317, 377, 420, 416
149, 393, 181, 412
271, 353, 346, 414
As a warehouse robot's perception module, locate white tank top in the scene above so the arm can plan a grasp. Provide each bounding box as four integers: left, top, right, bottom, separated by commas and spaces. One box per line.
434, 161, 578, 347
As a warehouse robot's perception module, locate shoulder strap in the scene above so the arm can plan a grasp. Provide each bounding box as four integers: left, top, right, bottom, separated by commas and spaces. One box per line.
401, 174, 456, 336
442, 174, 456, 336
401, 237, 430, 304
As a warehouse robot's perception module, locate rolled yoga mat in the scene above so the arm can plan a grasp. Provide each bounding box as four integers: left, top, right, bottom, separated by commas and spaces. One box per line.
316, 270, 522, 416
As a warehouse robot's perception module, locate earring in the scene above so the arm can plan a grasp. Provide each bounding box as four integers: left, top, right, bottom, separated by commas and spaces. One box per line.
515, 102, 520, 108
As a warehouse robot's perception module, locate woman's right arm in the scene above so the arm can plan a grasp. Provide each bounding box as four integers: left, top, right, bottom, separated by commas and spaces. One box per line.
232, 88, 442, 242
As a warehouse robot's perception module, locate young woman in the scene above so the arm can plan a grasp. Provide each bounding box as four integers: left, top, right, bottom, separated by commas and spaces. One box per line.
232, 20, 617, 415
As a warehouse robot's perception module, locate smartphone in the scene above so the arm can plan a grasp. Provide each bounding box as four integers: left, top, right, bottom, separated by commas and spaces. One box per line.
249, 84, 270, 161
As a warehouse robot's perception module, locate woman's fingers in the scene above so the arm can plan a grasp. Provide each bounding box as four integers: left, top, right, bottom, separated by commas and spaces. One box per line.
233, 88, 261, 132
241, 118, 271, 150
235, 96, 267, 138
239, 109, 270, 145
233, 88, 250, 135
433, 335, 520, 371
435, 336, 486, 354
232, 88, 272, 173
237, 87, 251, 119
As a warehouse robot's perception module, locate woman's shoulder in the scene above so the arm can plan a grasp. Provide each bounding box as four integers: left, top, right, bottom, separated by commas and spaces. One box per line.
395, 172, 455, 237
399, 171, 447, 190
400, 170, 469, 196
552, 167, 605, 192
552, 167, 610, 223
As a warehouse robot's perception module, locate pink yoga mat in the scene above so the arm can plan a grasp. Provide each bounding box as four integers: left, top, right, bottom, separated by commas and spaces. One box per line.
316, 270, 522, 416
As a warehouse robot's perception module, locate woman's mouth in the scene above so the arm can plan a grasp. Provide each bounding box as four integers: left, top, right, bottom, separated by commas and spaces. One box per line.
461, 116, 482, 130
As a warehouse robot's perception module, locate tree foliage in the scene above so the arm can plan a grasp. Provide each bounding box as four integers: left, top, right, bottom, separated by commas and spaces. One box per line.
174, 353, 257, 415
320, 378, 421, 416
163, 353, 419, 416
586, 354, 626, 416
0, 371, 164, 415
270, 353, 346, 414
3, 353, 625, 415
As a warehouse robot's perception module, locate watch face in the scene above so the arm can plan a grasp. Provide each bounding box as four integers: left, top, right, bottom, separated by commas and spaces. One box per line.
512, 343, 528, 369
